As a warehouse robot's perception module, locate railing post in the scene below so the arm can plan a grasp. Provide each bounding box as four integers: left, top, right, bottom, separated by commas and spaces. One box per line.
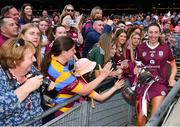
127, 103, 135, 125
146, 79, 180, 126
79, 101, 89, 126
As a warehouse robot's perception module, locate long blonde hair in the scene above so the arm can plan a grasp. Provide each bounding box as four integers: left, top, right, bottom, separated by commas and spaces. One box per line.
18, 23, 42, 70
90, 6, 103, 20
127, 32, 141, 61
97, 33, 114, 64
61, 4, 74, 18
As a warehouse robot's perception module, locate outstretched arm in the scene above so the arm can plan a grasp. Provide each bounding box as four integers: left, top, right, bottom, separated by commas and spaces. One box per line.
91, 79, 124, 102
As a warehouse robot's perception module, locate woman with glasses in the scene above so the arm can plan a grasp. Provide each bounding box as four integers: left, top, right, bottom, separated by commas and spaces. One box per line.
61, 4, 75, 18
32, 17, 40, 26
0, 38, 43, 125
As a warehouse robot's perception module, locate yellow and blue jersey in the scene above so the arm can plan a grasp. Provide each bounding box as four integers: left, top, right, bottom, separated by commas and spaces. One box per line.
47, 56, 95, 113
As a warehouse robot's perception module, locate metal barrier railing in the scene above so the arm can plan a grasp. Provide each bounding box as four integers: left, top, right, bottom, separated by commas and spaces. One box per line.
145, 79, 180, 126
23, 78, 116, 126
24, 95, 81, 126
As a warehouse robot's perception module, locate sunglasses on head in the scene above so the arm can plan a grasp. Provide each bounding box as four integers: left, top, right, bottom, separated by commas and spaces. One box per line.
66, 9, 74, 12
15, 39, 25, 47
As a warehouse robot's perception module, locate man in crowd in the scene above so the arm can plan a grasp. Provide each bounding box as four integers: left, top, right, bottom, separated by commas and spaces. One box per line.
83, 19, 104, 57
0, 17, 18, 46
1, 5, 20, 23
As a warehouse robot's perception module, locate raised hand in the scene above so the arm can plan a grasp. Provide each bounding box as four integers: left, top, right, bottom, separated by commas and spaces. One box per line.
75, 14, 83, 30
114, 79, 124, 90
110, 68, 123, 78
120, 60, 129, 69
99, 62, 113, 78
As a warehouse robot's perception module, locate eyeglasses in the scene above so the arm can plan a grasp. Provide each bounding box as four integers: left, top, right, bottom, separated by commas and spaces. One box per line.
32, 20, 40, 23
15, 39, 25, 47
66, 9, 74, 12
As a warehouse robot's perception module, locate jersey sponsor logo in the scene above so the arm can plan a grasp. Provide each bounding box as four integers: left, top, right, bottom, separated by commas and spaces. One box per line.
150, 59, 155, 64
150, 53, 154, 57
159, 51, 163, 57
142, 51, 147, 57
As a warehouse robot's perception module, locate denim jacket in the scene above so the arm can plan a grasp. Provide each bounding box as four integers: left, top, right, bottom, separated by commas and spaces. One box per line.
0, 65, 43, 126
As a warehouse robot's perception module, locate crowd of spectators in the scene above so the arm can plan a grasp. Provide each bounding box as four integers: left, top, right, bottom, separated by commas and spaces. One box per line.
0, 3, 179, 126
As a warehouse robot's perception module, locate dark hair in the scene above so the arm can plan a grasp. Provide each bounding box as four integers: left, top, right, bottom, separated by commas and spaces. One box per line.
20, 3, 32, 23
113, 29, 127, 41
147, 22, 161, 32
1, 5, 14, 16
41, 36, 75, 74
113, 29, 127, 57
127, 26, 142, 39
53, 24, 65, 34
21, 3, 32, 12
147, 22, 162, 43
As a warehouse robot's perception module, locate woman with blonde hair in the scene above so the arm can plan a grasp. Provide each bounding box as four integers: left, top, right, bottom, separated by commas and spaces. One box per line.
90, 6, 103, 20
82, 6, 103, 36
61, 4, 75, 18
18, 23, 42, 70
124, 32, 141, 85
125, 32, 141, 61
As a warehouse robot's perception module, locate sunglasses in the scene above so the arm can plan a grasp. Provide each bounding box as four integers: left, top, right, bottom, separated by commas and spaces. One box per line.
15, 39, 25, 47
66, 9, 74, 12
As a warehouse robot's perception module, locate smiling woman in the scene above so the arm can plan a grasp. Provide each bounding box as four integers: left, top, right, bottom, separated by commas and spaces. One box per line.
41, 36, 123, 120
0, 38, 44, 126
18, 23, 42, 70
19, 3, 33, 25
135, 22, 177, 126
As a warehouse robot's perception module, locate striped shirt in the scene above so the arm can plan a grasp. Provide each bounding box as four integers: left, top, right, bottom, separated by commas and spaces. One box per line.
47, 56, 95, 113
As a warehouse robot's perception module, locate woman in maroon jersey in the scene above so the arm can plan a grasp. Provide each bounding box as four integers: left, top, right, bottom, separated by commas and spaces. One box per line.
135, 22, 177, 126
